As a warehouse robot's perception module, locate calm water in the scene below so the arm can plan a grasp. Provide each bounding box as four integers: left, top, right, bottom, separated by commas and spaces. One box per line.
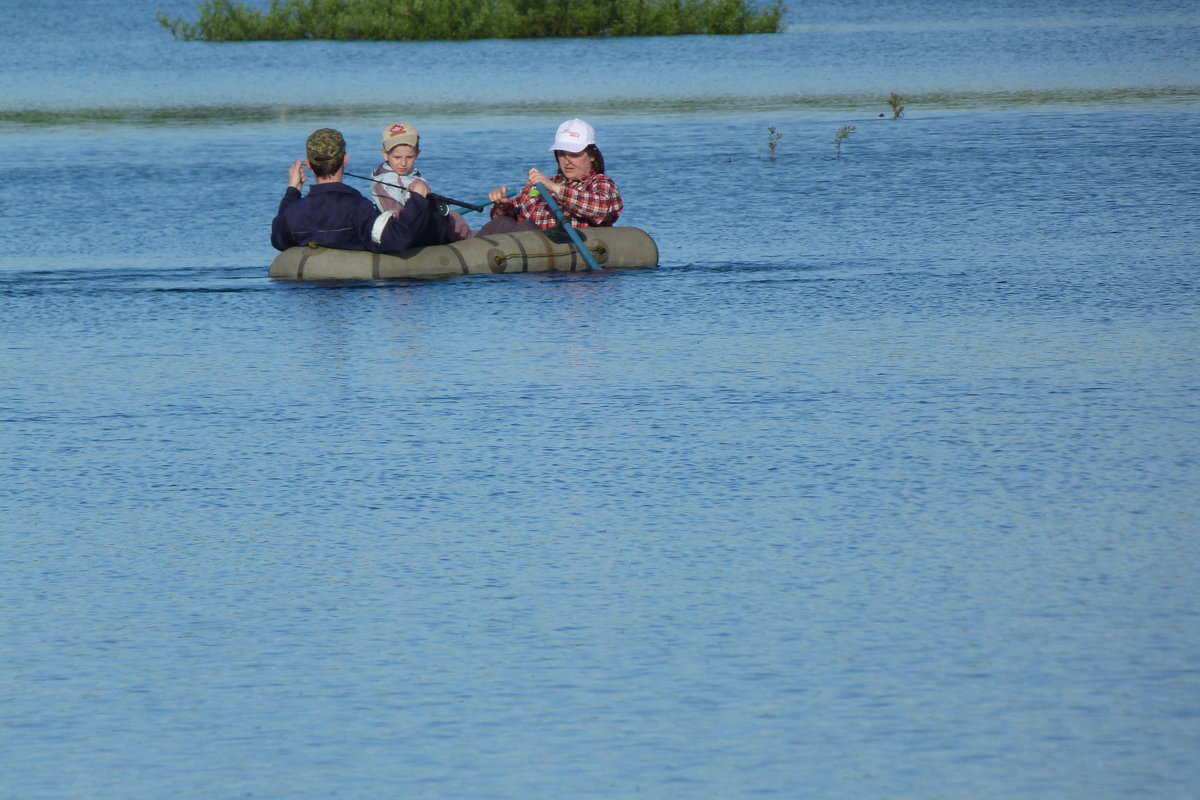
2, 1, 1199, 798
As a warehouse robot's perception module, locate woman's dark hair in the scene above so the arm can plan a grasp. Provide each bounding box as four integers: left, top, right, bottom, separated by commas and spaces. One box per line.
586, 144, 605, 175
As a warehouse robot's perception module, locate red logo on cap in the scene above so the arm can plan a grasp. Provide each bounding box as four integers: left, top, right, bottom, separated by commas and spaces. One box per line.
390, 125, 407, 134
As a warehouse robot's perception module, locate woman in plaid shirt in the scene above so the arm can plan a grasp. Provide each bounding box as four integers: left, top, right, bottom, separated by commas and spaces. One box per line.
480, 119, 623, 235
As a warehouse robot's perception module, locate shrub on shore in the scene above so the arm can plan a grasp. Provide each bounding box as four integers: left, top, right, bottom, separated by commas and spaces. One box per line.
158, 0, 787, 41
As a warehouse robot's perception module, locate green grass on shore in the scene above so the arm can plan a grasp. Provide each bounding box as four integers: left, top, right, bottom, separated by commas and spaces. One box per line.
158, 0, 786, 41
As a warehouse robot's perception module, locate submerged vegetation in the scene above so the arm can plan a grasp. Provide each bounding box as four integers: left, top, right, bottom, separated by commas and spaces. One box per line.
832, 124, 854, 159
158, 0, 787, 41
761, 93, 911, 163
766, 125, 782, 159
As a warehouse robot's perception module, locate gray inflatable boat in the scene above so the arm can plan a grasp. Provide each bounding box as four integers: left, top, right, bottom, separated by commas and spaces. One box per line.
269, 227, 658, 280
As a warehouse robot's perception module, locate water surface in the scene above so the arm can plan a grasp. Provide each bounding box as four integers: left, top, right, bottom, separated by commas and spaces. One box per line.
1, 1, 1198, 798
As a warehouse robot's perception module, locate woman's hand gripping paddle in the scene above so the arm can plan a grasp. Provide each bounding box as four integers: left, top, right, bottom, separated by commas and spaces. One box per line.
529, 187, 601, 272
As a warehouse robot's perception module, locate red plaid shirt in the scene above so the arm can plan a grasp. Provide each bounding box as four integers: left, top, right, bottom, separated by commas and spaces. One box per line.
504, 172, 623, 230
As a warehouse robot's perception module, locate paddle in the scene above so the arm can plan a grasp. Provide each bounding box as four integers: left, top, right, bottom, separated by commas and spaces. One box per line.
529, 187, 601, 272
345, 172, 484, 213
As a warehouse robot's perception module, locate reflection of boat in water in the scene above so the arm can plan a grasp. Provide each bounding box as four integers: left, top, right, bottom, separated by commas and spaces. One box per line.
269, 227, 658, 280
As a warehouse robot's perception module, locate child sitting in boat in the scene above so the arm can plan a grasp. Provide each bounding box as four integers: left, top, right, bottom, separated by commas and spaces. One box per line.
371, 122, 471, 241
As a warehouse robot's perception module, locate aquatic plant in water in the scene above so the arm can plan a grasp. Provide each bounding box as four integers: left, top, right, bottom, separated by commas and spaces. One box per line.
767, 126, 782, 160
888, 92, 906, 119
157, 0, 788, 41
833, 125, 855, 160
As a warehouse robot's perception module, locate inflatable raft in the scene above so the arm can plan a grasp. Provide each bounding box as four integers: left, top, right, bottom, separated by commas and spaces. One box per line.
269, 226, 658, 280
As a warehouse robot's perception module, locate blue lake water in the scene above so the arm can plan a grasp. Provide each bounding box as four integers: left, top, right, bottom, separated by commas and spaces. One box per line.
2, 0, 1199, 797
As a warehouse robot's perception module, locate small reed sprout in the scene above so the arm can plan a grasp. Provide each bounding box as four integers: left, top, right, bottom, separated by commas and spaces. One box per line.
833, 125, 855, 160
887, 92, 905, 119
767, 126, 782, 159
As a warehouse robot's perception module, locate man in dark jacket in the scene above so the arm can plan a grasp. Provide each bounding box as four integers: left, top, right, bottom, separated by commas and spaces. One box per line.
271, 128, 448, 253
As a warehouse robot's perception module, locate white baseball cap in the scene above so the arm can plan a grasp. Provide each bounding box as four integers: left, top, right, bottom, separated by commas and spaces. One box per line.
550, 118, 595, 152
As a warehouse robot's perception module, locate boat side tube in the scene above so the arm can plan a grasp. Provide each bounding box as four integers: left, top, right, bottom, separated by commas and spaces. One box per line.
269, 226, 659, 280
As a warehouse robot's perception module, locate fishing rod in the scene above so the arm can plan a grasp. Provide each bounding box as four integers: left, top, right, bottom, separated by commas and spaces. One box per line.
351, 170, 598, 270
344, 171, 486, 213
